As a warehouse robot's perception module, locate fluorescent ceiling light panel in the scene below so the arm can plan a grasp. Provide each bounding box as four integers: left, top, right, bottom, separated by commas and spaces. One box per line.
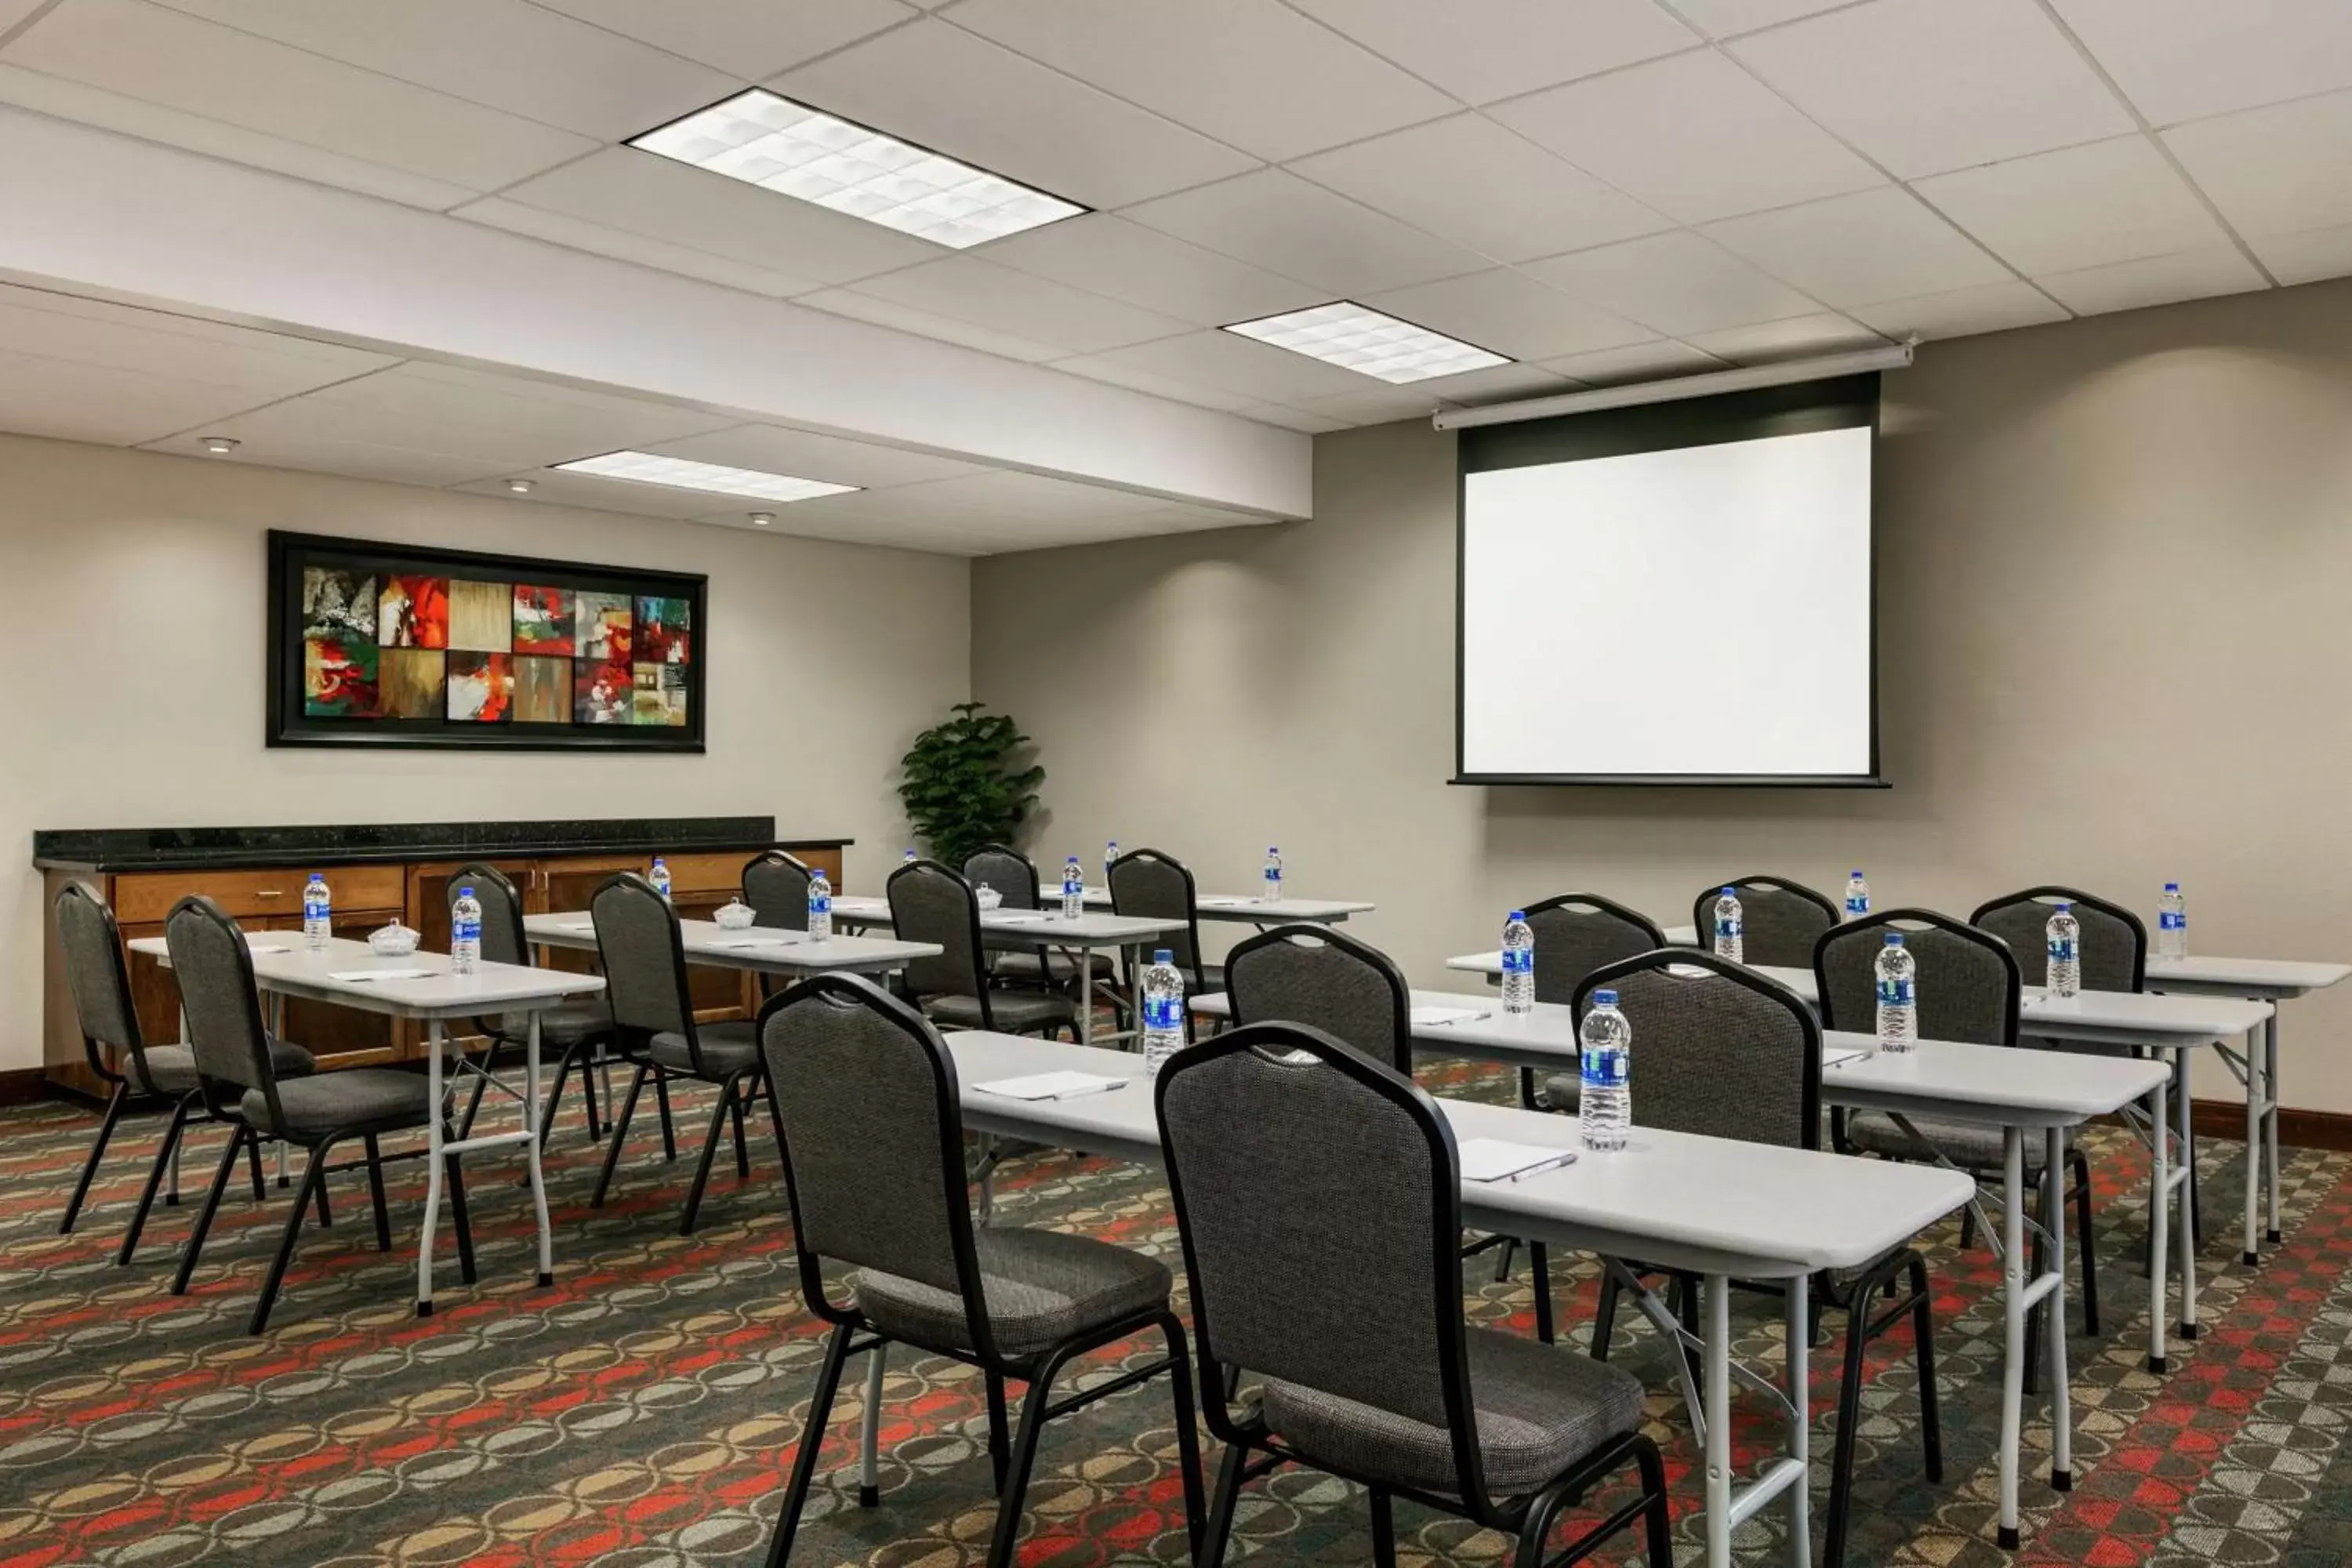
1223, 302, 1511, 384
632, 89, 1085, 249
555, 450, 859, 503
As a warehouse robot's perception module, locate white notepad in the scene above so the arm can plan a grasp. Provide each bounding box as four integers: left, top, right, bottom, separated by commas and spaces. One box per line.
718, 937, 798, 949
245, 942, 292, 954
557, 921, 594, 933
975, 1070, 1127, 1101
329, 967, 434, 982
988, 911, 1053, 925
1410, 1005, 1488, 1027
1199, 896, 1254, 909
1456, 1137, 1578, 1183
1822, 1045, 1869, 1069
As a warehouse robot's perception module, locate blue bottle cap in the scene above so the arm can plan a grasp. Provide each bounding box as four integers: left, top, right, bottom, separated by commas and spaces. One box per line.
1268, 846, 1279, 853
1851, 869, 1864, 877
1508, 909, 1526, 921
2055, 899, 2073, 910
652, 856, 666, 865
1153, 949, 1173, 964
1592, 988, 1617, 1006
1721, 885, 1737, 895
1885, 931, 1904, 946
458, 885, 474, 897
2165, 881, 2180, 891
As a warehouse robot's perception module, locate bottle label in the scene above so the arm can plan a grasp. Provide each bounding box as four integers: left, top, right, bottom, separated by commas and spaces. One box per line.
1581, 1047, 1627, 1087
454, 916, 480, 944
2160, 912, 2185, 931
1501, 946, 1532, 976
2048, 936, 2078, 963
808, 893, 830, 916
1064, 874, 1083, 896
1715, 916, 1741, 942
1877, 976, 1915, 1007
1846, 895, 1868, 916
1144, 995, 1183, 1032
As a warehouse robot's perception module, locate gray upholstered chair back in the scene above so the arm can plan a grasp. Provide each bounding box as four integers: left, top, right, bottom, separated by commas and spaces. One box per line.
55, 882, 144, 1064
888, 860, 985, 1002
1522, 894, 1665, 1005
1972, 887, 2145, 993
1158, 1023, 1460, 1438
163, 895, 285, 1122
1109, 849, 1203, 982
449, 863, 528, 968
1816, 909, 2020, 1047
962, 846, 1040, 911
1574, 954, 1819, 1149
1697, 877, 1838, 968
1225, 925, 1412, 1073
590, 873, 696, 1039
742, 851, 812, 931
760, 978, 974, 1301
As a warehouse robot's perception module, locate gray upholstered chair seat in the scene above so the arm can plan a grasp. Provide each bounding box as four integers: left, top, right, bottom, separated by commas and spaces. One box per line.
991, 948, 1116, 985
137, 1035, 314, 1094
924, 990, 1076, 1034
1261, 1326, 1644, 1495
1844, 1109, 2069, 1170
490, 998, 612, 1046
240, 1067, 434, 1135
853, 1226, 1171, 1359
1539, 1074, 1579, 1114
644, 1019, 759, 1077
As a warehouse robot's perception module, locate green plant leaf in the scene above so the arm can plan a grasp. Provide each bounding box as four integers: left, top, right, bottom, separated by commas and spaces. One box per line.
895, 700, 1048, 869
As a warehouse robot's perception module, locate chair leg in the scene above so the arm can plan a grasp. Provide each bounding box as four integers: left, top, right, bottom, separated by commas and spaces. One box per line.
1370, 1488, 1398, 1568
1591, 1268, 1622, 1362
1152, 1313, 1207, 1558
363, 1133, 393, 1252
311, 1161, 332, 1229
1958, 1202, 1976, 1251
119, 1094, 193, 1265
1908, 1254, 1943, 1484
2026, 1164, 2052, 1398
985, 1345, 1080, 1568
590, 1062, 648, 1209
730, 1089, 750, 1179
250, 1142, 325, 1335
458, 1036, 503, 1139
653, 1070, 678, 1162
245, 1134, 267, 1204
1824, 1287, 1875, 1568
1512, 1482, 1570, 1568
680, 1073, 743, 1237
1490, 1234, 1518, 1283
60, 1080, 128, 1235
1636, 1436, 1675, 1568
2073, 1148, 2100, 1336
442, 1124, 477, 1285
985, 1371, 1011, 1494
764, 1320, 855, 1568
1530, 1242, 1555, 1345
1196, 1441, 1248, 1568
579, 1044, 604, 1140
173, 1124, 248, 1296
538, 1045, 577, 1153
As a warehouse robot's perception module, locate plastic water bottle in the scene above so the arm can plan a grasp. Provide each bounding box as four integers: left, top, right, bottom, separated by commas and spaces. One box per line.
1845, 869, 1871, 921
648, 857, 671, 900
1141, 949, 1185, 1076
1579, 989, 1631, 1151
451, 885, 482, 975
1501, 909, 1535, 1015
1105, 840, 1120, 890
2159, 881, 2187, 960
806, 866, 832, 940
1711, 887, 1744, 963
302, 873, 332, 951
1263, 846, 1283, 903
1061, 856, 1085, 919
1875, 932, 1916, 1052
903, 848, 917, 868
2046, 901, 2082, 997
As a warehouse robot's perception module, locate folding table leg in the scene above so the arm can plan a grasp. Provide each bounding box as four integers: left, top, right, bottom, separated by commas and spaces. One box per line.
2265, 1013, 2283, 1245
1784, 1272, 1810, 1568
1703, 1272, 1732, 1568
417, 1018, 444, 1316
2048, 1123, 2073, 1492
524, 1012, 554, 1288
1997, 1125, 2026, 1551
2245, 1022, 2263, 1265
2149, 1073, 2170, 1374
2176, 1052, 2200, 1341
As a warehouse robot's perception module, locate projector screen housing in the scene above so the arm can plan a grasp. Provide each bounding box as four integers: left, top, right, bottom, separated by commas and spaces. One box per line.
1454, 375, 1883, 787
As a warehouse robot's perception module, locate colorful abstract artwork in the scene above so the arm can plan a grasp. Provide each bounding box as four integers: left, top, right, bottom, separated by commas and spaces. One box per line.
575, 657, 633, 724
513, 585, 574, 655
577, 592, 632, 661
302, 567, 376, 642
447, 652, 513, 722
448, 579, 513, 653
636, 597, 692, 664
513, 655, 572, 724
379, 576, 449, 648
379, 648, 448, 718
633, 662, 689, 727
303, 637, 378, 717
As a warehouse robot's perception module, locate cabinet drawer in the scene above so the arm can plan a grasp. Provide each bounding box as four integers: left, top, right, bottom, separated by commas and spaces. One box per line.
115, 865, 408, 924
659, 851, 753, 895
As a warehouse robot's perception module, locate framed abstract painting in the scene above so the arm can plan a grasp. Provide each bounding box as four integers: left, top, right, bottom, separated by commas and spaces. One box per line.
268, 531, 707, 751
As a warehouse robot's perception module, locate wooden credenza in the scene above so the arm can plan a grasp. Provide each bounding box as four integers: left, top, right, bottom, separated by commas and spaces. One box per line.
34, 818, 849, 1098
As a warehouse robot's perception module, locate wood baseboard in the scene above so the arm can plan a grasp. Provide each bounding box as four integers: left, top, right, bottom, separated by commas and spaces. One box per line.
2193, 1096, 2352, 1152
0, 1067, 55, 1108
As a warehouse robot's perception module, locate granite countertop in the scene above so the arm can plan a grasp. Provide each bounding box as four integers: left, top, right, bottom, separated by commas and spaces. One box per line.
34, 817, 852, 873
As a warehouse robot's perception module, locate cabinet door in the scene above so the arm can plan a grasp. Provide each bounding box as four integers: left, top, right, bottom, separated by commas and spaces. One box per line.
260, 914, 399, 1062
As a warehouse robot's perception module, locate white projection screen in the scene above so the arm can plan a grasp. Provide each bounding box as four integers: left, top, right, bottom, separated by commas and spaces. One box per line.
1455, 377, 1882, 786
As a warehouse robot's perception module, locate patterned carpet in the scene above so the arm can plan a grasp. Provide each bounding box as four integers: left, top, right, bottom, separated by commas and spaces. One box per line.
2, 1056, 2350, 1568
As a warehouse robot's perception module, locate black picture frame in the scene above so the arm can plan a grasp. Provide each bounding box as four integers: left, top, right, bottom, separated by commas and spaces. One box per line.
266, 529, 708, 753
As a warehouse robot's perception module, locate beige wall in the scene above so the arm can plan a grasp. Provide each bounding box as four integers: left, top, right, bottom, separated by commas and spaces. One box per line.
2, 434, 970, 1073
973, 276, 2352, 1112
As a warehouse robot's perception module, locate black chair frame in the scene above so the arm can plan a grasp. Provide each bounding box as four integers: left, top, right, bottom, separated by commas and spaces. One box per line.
448, 862, 615, 1150
742, 849, 815, 930
1108, 847, 1213, 995
1692, 874, 1840, 958
1159, 1021, 1673, 1568
758, 974, 1203, 1568
1223, 921, 1415, 1074
1969, 885, 2151, 994
888, 858, 1074, 1037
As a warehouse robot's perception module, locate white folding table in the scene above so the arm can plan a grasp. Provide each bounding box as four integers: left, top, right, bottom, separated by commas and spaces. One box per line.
1053, 885, 1377, 924
521, 912, 941, 980
946, 1029, 1970, 1568
129, 933, 604, 1314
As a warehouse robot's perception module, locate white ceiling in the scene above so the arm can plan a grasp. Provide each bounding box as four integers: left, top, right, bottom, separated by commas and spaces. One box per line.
1, 0, 2350, 548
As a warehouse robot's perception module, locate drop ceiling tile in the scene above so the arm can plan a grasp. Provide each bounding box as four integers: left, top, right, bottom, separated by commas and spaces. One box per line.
0, 0, 51, 32
1537, 339, 1728, 384
138, 419, 521, 488
1120, 169, 1489, 296
1240, 403, 1353, 433
487, 147, 941, 285
1073, 329, 1385, 404
0, 285, 397, 394
2048, 0, 2352, 125
939, 469, 1170, 520
838, 256, 1192, 354
2033, 245, 2270, 315
1287, 384, 1446, 425
1684, 312, 1888, 362
979, 215, 1323, 327
793, 287, 1068, 361
1048, 353, 1266, 413
1914, 134, 2226, 275
1667, 0, 1852, 38
773, 19, 1255, 209
455, 197, 828, 298
0, 348, 288, 445
1730, 0, 2134, 179
1701, 186, 2011, 307
4, 0, 596, 191
453, 469, 728, 519
1849, 280, 2070, 339
642, 424, 989, 488
2249, 222, 2352, 287
144, 0, 736, 140
944, 0, 1454, 161
1488, 49, 1882, 223
1363, 269, 1653, 361
2163, 88, 2352, 239
301, 362, 740, 463
1283, 0, 1695, 105
527, 0, 917, 78
1287, 114, 1673, 264
1525, 230, 1824, 335
1420, 361, 1578, 405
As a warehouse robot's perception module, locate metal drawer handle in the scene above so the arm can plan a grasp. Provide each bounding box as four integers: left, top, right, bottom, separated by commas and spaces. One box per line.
254, 889, 284, 897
